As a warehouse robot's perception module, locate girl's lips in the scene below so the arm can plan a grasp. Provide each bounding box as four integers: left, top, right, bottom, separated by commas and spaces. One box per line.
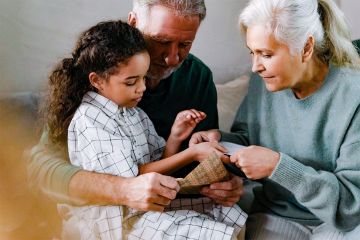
134, 97, 142, 102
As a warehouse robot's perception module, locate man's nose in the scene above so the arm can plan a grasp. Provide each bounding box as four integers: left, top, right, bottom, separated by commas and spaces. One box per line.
165, 44, 180, 67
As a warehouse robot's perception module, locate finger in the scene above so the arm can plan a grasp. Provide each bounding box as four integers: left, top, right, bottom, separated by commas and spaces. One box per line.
204, 191, 240, 202
212, 199, 238, 207
188, 109, 203, 118
230, 154, 238, 163
185, 109, 199, 119
189, 133, 204, 146
138, 202, 165, 212
200, 185, 240, 197
200, 190, 241, 206
195, 111, 206, 120
159, 176, 180, 192
187, 110, 206, 123
207, 188, 242, 198
155, 185, 178, 200
199, 111, 206, 119
209, 176, 243, 190
220, 154, 230, 164
212, 143, 228, 153
146, 194, 172, 206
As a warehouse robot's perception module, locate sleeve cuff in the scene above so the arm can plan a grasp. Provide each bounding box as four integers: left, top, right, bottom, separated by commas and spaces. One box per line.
50, 163, 82, 204
269, 152, 307, 191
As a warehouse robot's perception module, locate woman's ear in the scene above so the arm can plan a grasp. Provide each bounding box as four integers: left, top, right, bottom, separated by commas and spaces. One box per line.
89, 72, 103, 92
128, 11, 137, 27
302, 36, 315, 62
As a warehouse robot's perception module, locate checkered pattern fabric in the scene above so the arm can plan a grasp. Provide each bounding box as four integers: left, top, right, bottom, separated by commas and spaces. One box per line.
60, 91, 247, 239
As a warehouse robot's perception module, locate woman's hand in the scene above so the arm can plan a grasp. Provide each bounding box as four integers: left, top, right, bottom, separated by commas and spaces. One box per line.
170, 109, 206, 142
189, 129, 221, 146
230, 145, 280, 179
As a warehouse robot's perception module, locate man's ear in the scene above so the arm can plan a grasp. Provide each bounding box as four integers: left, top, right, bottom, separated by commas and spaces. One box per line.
302, 36, 315, 63
89, 72, 103, 91
128, 11, 137, 27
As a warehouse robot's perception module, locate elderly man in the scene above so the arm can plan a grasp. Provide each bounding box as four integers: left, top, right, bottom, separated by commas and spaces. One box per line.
29, 0, 243, 213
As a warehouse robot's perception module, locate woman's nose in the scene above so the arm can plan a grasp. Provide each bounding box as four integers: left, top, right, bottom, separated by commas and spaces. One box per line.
251, 56, 264, 73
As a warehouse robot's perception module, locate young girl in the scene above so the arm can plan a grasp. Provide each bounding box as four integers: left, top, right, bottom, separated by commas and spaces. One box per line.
43, 20, 246, 240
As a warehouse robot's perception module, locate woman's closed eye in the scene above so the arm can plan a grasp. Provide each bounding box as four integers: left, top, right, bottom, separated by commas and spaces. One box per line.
262, 53, 272, 58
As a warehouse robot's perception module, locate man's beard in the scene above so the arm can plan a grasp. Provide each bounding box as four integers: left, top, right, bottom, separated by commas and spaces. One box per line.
146, 62, 183, 81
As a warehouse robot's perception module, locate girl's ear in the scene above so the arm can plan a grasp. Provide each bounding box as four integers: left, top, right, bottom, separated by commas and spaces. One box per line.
128, 11, 137, 27
89, 72, 103, 91
302, 36, 315, 63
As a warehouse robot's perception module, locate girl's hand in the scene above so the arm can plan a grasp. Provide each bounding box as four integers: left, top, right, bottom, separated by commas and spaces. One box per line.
230, 145, 280, 179
189, 129, 221, 146
189, 142, 229, 163
170, 109, 206, 142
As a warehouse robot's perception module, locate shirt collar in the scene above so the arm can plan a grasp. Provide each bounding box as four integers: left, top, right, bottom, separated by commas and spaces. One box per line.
83, 91, 126, 116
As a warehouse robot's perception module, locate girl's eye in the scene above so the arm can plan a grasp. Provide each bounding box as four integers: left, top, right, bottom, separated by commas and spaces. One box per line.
125, 82, 136, 86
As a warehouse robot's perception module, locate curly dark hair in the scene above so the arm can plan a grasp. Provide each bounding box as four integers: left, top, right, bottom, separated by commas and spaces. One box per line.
42, 20, 147, 145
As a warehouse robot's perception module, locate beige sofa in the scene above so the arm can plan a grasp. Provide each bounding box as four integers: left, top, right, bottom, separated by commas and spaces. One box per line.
216, 74, 249, 132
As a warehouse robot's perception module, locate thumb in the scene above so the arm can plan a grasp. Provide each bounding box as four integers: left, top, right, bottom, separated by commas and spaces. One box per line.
159, 175, 180, 192
220, 154, 230, 164
189, 133, 202, 146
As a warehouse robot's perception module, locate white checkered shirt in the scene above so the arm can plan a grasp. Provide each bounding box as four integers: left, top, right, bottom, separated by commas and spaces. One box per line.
60, 91, 247, 239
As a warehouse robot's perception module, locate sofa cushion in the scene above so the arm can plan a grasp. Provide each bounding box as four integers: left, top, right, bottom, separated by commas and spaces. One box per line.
216, 75, 249, 131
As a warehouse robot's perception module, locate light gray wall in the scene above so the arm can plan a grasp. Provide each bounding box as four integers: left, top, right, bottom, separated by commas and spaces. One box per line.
0, 0, 358, 93
339, 0, 360, 40
0, 0, 132, 93
0, 0, 248, 93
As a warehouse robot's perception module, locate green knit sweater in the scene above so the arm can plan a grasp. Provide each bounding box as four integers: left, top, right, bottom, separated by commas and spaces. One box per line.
221, 66, 360, 231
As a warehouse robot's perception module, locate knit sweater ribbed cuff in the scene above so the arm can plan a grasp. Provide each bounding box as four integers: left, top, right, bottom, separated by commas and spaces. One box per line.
269, 153, 307, 192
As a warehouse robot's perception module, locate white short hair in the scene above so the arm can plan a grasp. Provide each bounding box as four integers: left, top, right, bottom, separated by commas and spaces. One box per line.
239, 0, 360, 67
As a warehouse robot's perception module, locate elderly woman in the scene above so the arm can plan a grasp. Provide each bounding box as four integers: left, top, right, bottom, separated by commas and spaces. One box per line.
190, 0, 360, 239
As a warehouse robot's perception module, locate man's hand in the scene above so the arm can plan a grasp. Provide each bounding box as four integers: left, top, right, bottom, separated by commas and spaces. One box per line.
230, 145, 280, 180
69, 171, 179, 212
123, 173, 180, 211
200, 174, 244, 207
189, 129, 221, 146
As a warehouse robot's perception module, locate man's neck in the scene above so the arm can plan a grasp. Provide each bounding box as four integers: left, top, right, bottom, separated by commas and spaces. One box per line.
146, 78, 162, 90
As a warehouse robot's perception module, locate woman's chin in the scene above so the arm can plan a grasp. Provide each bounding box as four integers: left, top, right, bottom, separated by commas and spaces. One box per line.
264, 83, 281, 92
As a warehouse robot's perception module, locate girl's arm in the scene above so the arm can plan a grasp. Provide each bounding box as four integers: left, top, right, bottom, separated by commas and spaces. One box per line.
163, 109, 206, 158
139, 109, 226, 175
139, 141, 227, 175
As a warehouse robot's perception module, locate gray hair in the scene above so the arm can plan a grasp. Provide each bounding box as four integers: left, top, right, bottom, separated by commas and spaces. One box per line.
133, 0, 206, 21
239, 0, 360, 68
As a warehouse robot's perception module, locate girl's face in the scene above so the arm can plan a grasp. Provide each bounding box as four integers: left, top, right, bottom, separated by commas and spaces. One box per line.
93, 51, 150, 108
246, 24, 305, 92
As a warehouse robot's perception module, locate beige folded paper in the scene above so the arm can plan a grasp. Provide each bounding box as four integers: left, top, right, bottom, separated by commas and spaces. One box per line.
177, 153, 230, 194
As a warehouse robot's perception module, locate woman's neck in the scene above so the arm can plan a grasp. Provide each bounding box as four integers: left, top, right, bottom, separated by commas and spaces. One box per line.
292, 58, 329, 99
